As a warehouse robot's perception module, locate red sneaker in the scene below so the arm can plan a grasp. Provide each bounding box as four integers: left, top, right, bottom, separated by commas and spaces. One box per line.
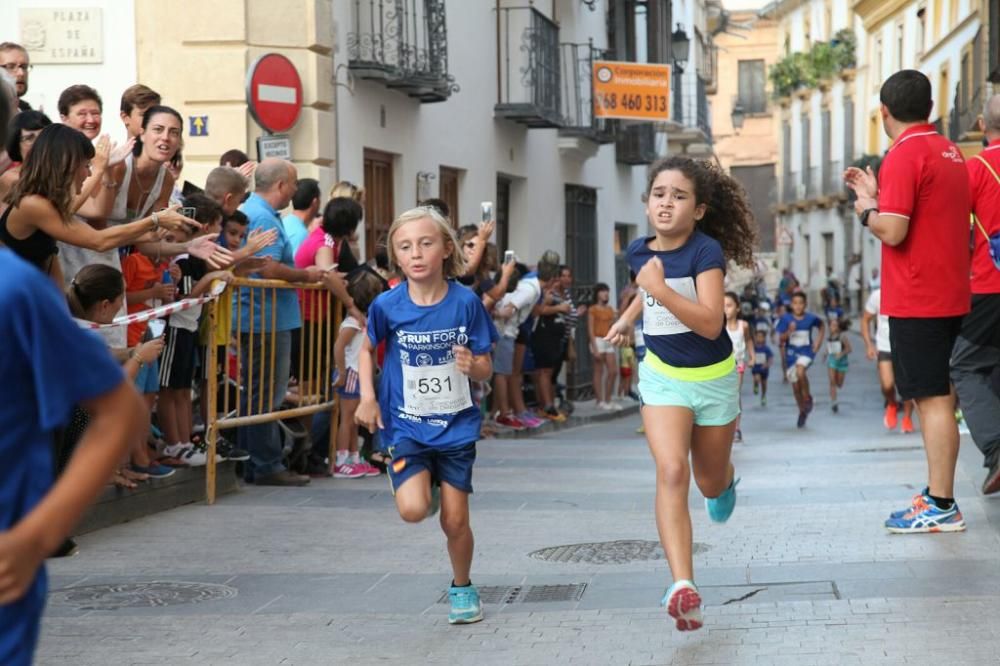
901, 415, 914, 433
884, 402, 899, 430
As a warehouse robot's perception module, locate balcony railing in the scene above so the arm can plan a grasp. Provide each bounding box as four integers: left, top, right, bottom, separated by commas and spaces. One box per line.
675, 75, 713, 143
347, 0, 457, 103
495, 6, 562, 128
616, 123, 658, 165
805, 165, 821, 200
559, 41, 616, 144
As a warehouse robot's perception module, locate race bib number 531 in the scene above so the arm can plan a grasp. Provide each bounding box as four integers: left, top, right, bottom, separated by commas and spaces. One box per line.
402, 361, 472, 416
642, 277, 698, 336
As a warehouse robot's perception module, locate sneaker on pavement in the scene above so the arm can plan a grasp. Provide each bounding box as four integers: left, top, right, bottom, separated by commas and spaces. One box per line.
333, 463, 367, 479
885, 494, 966, 533
889, 488, 929, 520
733, 429, 743, 443
796, 411, 807, 428
217, 438, 250, 461
761, 396, 767, 407
982, 461, 1000, 496
495, 413, 526, 430
753, 383, 759, 395
542, 407, 567, 422
901, 415, 915, 434
831, 401, 839, 414
130, 463, 176, 479
448, 584, 483, 624
705, 477, 740, 523
662, 580, 703, 631
357, 461, 381, 477
192, 441, 224, 464
163, 443, 207, 467
518, 412, 545, 428
256, 470, 310, 486
884, 402, 899, 430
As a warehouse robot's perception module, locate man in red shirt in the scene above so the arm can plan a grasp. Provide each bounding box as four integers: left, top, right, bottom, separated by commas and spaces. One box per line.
845, 70, 971, 533
952, 93, 1000, 496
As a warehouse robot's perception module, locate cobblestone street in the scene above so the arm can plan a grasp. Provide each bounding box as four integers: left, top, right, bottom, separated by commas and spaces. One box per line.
38, 340, 1000, 665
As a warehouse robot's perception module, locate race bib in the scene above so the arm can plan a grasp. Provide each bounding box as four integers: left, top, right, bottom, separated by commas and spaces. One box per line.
827, 340, 842, 355
401, 361, 472, 416
642, 277, 698, 336
788, 329, 810, 347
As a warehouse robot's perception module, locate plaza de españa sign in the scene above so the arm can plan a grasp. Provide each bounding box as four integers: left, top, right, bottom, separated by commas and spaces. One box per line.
593, 61, 672, 122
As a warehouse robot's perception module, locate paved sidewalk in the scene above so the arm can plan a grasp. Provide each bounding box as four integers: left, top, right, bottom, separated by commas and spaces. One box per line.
38, 344, 1000, 665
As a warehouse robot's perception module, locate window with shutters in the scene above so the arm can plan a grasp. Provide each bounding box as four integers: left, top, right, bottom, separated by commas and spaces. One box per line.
737, 59, 767, 113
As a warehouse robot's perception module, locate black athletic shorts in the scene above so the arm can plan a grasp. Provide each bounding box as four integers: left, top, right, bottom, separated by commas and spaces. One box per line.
888, 315, 963, 400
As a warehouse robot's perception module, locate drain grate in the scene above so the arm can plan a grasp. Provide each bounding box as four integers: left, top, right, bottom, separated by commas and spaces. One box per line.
49, 581, 238, 610
851, 446, 924, 453
529, 539, 708, 564
437, 583, 587, 605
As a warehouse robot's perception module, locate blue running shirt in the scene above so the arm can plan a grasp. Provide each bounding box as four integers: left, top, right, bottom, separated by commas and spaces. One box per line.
0, 250, 125, 666
776, 312, 823, 361
367, 281, 498, 449
626, 232, 732, 368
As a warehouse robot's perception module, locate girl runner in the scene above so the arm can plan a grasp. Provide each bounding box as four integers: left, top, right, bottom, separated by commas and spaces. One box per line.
825, 317, 852, 413
605, 156, 756, 631
724, 291, 755, 442
355, 206, 497, 625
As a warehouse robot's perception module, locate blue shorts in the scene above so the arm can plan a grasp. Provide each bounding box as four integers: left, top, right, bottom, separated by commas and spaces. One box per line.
637, 362, 740, 427
334, 368, 360, 399
0, 574, 44, 666
387, 440, 476, 494
751, 366, 769, 379
493, 335, 515, 375
134, 358, 161, 395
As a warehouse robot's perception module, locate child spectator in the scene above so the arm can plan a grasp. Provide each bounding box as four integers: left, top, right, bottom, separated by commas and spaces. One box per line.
158, 198, 232, 465
751, 329, 773, 406
333, 267, 388, 478
825, 317, 852, 413
588, 282, 619, 410
776, 292, 825, 427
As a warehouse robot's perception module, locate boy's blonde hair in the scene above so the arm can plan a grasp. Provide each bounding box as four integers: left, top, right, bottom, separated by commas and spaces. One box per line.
386, 206, 465, 279
329, 180, 364, 202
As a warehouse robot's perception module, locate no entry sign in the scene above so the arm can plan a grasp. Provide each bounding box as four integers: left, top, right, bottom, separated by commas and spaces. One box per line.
246, 53, 303, 134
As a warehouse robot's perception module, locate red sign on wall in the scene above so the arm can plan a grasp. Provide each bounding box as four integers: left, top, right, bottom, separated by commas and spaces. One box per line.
246, 53, 303, 134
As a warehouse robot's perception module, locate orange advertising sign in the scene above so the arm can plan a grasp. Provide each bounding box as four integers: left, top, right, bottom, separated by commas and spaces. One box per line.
592, 60, 672, 121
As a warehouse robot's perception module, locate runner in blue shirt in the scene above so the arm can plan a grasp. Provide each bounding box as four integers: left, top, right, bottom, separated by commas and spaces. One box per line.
604, 156, 757, 632
355, 206, 497, 626
751, 329, 774, 406
775, 291, 825, 427
0, 249, 144, 666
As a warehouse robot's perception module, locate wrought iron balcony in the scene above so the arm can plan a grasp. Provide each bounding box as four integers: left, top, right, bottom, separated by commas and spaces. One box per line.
615, 123, 658, 165
559, 41, 615, 144
495, 6, 562, 128
672, 75, 713, 145
347, 0, 458, 103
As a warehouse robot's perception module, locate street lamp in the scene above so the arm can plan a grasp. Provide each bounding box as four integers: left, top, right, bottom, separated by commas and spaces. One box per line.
671, 24, 690, 69
731, 102, 746, 133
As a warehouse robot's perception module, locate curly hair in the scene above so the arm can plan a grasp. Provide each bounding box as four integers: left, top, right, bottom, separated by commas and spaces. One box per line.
6, 124, 94, 220
644, 156, 758, 267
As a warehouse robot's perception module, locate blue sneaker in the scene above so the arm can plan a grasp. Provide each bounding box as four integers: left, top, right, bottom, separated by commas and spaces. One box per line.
661, 580, 702, 631
889, 488, 929, 520
885, 494, 966, 533
448, 584, 483, 624
130, 463, 176, 479
705, 477, 740, 523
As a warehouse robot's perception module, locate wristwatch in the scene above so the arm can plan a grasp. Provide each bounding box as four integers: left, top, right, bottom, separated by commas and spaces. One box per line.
859, 207, 878, 227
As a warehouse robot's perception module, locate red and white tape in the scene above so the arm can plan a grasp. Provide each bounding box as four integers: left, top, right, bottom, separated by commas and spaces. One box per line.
76, 280, 227, 330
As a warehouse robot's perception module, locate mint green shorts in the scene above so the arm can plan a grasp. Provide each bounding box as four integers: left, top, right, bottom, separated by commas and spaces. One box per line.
638, 361, 740, 426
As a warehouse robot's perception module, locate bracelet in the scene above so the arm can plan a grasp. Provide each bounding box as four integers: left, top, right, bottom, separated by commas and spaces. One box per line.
101, 178, 118, 189
151, 211, 160, 231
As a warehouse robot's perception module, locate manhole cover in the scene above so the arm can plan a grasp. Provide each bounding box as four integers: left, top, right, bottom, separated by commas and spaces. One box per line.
50, 581, 238, 610
437, 584, 587, 605
851, 446, 924, 453
529, 539, 708, 564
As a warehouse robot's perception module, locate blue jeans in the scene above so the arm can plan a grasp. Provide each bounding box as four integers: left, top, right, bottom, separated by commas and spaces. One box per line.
238, 330, 291, 480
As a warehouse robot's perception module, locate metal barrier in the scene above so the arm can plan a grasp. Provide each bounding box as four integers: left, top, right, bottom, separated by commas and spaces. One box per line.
204, 277, 342, 503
